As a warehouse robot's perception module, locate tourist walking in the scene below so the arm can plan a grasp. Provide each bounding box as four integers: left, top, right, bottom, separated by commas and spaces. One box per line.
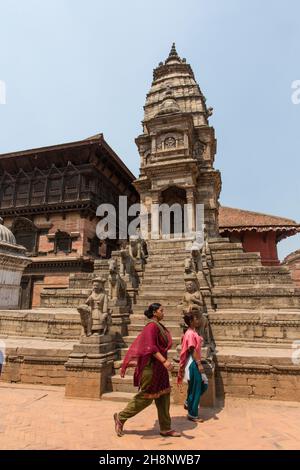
114, 303, 181, 437
177, 312, 208, 422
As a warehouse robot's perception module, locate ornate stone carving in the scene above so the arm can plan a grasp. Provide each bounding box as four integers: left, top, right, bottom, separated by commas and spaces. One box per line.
201, 225, 213, 269
77, 304, 92, 337
191, 241, 203, 273
108, 259, 127, 304
181, 278, 205, 315
77, 277, 110, 337
119, 245, 139, 289
164, 137, 176, 149
193, 140, 205, 158
183, 277, 211, 346
129, 229, 147, 264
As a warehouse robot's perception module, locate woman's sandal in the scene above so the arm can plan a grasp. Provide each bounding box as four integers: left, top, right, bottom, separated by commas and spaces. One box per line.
160, 430, 181, 437
113, 413, 124, 437
187, 415, 204, 423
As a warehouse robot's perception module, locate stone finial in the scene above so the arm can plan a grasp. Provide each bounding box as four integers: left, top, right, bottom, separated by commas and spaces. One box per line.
169, 42, 178, 58
165, 42, 181, 64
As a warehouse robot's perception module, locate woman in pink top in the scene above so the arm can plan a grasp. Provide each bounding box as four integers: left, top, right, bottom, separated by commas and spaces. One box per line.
177, 312, 208, 422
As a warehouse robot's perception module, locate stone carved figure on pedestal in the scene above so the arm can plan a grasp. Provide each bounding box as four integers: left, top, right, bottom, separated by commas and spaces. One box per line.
179, 277, 211, 347
201, 225, 212, 269
184, 257, 194, 275
119, 243, 139, 289
108, 258, 127, 304
181, 279, 205, 315
190, 241, 203, 273
77, 277, 110, 337
129, 228, 148, 264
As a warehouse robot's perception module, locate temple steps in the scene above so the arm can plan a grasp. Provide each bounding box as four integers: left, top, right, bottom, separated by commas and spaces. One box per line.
212, 256, 262, 268
0, 308, 80, 339
119, 346, 179, 360
128, 323, 182, 337
129, 312, 183, 320
0, 335, 75, 387
135, 291, 184, 301
120, 335, 181, 349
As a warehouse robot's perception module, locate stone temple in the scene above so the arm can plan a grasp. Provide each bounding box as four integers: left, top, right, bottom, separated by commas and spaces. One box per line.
0, 44, 300, 404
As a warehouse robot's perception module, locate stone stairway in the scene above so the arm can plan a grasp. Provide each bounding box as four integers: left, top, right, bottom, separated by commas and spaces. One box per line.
209, 238, 300, 310
103, 237, 300, 403
103, 239, 188, 402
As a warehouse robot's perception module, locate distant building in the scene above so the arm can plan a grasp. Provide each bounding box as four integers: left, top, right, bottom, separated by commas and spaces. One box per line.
219, 206, 300, 266
0, 134, 138, 308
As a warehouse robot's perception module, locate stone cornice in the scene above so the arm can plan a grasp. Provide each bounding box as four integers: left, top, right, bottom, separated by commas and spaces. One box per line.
216, 363, 300, 375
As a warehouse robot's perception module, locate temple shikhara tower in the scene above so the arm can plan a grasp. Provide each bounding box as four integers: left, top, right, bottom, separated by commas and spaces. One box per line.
0, 44, 300, 405
135, 43, 221, 238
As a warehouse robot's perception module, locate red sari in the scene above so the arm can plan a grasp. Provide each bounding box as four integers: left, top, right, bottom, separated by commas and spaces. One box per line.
120, 321, 173, 399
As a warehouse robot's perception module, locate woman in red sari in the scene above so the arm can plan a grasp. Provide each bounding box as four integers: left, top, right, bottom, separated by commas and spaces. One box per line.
114, 303, 181, 437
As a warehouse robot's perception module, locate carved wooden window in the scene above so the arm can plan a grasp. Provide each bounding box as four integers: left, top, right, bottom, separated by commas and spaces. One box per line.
54, 231, 72, 254
1, 183, 14, 208
15, 181, 30, 206
48, 177, 61, 203
64, 175, 79, 201
31, 179, 46, 205
12, 217, 38, 255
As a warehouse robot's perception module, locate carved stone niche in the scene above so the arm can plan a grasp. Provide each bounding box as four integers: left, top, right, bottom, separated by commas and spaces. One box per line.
156, 131, 184, 151
193, 140, 206, 159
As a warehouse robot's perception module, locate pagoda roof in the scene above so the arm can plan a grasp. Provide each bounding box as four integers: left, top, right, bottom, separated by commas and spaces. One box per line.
0, 133, 136, 182
219, 206, 300, 240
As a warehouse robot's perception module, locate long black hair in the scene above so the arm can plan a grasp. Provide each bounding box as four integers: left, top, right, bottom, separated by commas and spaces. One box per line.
144, 303, 162, 319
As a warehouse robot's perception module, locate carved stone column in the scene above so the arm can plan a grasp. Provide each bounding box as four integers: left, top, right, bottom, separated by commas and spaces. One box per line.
186, 189, 196, 237
150, 193, 161, 240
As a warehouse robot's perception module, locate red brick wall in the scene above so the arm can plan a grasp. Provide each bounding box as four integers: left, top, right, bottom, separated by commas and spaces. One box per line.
227, 231, 280, 266
32, 275, 70, 308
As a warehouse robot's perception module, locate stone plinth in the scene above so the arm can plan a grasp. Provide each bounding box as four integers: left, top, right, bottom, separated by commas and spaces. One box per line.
65, 334, 115, 399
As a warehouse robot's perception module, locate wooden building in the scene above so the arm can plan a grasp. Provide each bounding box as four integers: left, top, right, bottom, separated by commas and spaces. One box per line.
0, 134, 138, 308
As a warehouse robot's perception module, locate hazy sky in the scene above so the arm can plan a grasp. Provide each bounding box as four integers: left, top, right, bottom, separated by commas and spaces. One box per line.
0, 0, 299, 259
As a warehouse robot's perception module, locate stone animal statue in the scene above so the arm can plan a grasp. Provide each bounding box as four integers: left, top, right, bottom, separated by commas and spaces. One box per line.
77, 304, 92, 337
108, 258, 127, 302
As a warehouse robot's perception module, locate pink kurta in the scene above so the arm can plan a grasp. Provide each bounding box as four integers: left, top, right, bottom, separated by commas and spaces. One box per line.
178, 328, 203, 384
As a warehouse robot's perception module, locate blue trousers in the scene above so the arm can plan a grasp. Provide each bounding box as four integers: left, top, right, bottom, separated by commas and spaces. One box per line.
186, 360, 208, 418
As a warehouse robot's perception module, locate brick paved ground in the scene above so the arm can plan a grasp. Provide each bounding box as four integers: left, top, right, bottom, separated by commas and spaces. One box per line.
0, 383, 299, 450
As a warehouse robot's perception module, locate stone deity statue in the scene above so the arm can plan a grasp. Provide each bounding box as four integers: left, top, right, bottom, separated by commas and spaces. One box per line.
77, 277, 110, 337
179, 278, 211, 346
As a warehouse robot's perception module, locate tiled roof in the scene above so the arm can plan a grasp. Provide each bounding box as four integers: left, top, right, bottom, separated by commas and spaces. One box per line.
219, 206, 300, 234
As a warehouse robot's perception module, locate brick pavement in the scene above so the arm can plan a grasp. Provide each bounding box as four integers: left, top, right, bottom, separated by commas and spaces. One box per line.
0, 383, 299, 450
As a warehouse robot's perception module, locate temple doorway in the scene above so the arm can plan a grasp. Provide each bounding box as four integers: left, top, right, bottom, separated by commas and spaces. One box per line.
160, 186, 187, 238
